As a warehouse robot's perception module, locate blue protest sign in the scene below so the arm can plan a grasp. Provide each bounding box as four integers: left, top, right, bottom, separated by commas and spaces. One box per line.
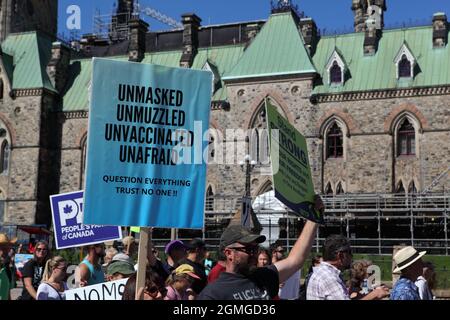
83, 58, 212, 229
50, 191, 122, 249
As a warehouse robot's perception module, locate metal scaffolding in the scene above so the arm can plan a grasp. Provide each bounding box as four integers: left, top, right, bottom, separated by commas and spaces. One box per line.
203, 191, 450, 255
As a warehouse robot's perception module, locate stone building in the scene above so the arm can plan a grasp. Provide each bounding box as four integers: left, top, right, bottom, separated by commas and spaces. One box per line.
0, 0, 448, 251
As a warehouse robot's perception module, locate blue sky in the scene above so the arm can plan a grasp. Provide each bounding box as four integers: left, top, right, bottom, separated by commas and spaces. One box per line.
58, 0, 450, 39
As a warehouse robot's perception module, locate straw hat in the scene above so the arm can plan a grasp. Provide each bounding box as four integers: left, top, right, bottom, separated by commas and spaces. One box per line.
393, 246, 426, 273
0, 233, 17, 246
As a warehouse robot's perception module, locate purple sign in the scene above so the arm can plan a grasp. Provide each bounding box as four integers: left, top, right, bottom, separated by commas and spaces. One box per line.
50, 191, 122, 249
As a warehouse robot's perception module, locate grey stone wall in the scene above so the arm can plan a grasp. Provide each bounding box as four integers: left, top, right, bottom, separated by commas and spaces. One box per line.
0, 94, 43, 224
206, 81, 450, 197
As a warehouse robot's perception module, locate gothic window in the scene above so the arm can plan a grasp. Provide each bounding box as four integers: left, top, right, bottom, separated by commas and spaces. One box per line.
250, 128, 260, 163
330, 61, 342, 84
0, 199, 4, 224
249, 102, 282, 164
0, 190, 4, 225
325, 183, 333, 195
0, 125, 10, 175
0, 140, 9, 174
397, 118, 415, 156
396, 181, 405, 194
205, 186, 214, 211
398, 55, 412, 78
326, 123, 344, 158
408, 181, 417, 194
336, 182, 344, 195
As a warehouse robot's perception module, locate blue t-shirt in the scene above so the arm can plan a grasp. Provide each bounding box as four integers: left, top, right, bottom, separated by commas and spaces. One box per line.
391, 277, 420, 300
81, 260, 105, 286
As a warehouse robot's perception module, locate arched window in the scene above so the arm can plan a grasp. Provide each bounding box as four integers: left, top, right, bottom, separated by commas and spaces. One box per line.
325, 182, 333, 195
0, 189, 4, 225
336, 182, 344, 195
398, 55, 412, 78
249, 101, 284, 165
396, 181, 405, 194
205, 186, 214, 211
326, 123, 344, 158
330, 61, 342, 84
0, 140, 9, 174
397, 118, 415, 156
0, 79, 4, 100
408, 181, 417, 194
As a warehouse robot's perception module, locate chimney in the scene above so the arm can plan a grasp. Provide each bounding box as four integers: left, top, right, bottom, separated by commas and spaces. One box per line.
299, 18, 318, 55
432, 12, 448, 48
352, 0, 386, 33
128, 19, 149, 62
364, 18, 380, 55
79, 34, 97, 52
352, 0, 367, 32
46, 42, 71, 94
180, 13, 201, 68
245, 23, 261, 42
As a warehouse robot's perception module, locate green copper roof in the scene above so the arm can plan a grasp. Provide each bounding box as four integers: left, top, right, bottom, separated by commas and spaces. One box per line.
192, 45, 245, 101
1, 32, 56, 92
313, 26, 450, 94
64, 52, 185, 112
63, 55, 128, 112
141, 50, 182, 67
223, 12, 316, 81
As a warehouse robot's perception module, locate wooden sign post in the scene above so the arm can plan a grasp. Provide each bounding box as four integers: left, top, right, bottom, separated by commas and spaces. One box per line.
135, 227, 150, 300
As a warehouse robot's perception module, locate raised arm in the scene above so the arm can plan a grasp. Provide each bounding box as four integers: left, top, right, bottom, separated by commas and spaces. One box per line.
274, 196, 323, 283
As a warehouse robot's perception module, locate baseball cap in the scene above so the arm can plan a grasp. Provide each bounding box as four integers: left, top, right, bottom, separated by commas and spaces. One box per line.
112, 253, 133, 264
175, 264, 201, 279
220, 225, 266, 248
107, 261, 135, 276
165, 240, 186, 255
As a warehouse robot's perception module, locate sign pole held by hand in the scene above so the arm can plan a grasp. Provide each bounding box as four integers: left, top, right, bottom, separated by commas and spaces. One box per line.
135, 227, 150, 300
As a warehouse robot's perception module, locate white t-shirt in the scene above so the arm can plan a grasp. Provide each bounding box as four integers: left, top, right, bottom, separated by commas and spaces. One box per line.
415, 276, 434, 300
36, 282, 68, 300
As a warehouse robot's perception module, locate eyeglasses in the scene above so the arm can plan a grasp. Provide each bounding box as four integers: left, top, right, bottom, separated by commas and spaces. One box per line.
228, 246, 259, 255
145, 285, 167, 298
36, 248, 48, 252
274, 249, 285, 254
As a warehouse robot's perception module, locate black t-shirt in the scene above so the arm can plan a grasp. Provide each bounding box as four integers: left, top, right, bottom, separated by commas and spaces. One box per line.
20, 259, 44, 300
179, 258, 208, 295
198, 265, 279, 300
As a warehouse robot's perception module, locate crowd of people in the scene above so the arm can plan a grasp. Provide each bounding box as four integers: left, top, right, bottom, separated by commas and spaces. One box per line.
0, 195, 440, 301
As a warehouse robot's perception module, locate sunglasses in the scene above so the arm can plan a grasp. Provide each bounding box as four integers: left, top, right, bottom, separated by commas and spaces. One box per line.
145, 285, 167, 298
36, 248, 48, 252
274, 249, 286, 254
228, 246, 259, 255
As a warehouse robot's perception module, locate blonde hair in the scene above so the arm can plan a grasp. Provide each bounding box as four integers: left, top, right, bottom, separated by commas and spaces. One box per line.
165, 271, 191, 286
42, 256, 66, 282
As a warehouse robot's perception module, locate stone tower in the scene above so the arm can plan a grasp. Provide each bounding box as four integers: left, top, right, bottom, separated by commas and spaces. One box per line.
352, 0, 386, 32
0, 0, 58, 41
115, 0, 135, 24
